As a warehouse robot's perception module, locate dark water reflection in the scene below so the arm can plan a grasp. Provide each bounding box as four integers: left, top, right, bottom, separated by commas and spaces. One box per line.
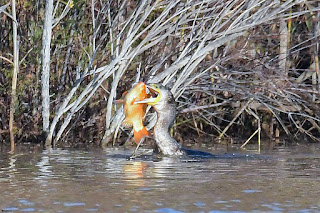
1, 144, 320, 212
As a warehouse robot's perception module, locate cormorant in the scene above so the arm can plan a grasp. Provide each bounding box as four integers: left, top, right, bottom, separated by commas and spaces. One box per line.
136, 84, 213, 158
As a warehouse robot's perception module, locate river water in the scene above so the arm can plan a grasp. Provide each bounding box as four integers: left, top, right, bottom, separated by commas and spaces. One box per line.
0, 143, 320, 212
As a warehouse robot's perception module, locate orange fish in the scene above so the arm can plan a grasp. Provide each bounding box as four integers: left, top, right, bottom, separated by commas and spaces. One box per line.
117, 82, 150, 144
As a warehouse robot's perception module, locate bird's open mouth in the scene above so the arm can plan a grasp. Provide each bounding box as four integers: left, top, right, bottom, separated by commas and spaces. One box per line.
146, 85, 159, 98
135, 84, 160, 105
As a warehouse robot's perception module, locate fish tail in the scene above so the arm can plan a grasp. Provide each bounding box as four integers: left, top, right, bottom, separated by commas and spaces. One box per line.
134, 127, 150, 145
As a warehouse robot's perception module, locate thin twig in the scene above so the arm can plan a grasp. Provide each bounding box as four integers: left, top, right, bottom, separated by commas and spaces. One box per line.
218, 98, 253, 140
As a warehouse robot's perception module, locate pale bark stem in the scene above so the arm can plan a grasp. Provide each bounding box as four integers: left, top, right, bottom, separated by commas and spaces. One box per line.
9, 0, 19, 153
41, 0, 54, 144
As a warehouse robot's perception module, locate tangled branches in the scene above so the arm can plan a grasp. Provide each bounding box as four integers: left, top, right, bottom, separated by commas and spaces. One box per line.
36, 0, 320, 146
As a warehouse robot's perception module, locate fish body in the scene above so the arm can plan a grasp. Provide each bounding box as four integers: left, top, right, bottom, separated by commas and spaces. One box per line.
122, 82, 150, 144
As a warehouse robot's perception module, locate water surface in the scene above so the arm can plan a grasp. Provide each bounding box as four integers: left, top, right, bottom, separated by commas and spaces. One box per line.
0, 143, 320, 212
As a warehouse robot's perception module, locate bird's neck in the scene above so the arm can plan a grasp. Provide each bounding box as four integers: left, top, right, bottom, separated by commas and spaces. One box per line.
154, 103, 183, 155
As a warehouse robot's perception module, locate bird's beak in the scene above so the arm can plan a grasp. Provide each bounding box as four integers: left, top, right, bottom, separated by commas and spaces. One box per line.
135, 84, 160, 105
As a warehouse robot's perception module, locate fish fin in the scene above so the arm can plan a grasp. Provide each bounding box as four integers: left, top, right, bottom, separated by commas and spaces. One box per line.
114, 91, 128, 104
122, 119, 132, 128
133, 127, 150, 145
114, 99, 125, 104
122, 91, 128, 98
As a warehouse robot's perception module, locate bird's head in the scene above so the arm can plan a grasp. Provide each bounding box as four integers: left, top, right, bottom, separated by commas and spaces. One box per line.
135, 84, 175, 108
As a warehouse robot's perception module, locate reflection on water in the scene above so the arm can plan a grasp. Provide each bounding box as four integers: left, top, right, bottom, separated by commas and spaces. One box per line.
0, 144, 320, 212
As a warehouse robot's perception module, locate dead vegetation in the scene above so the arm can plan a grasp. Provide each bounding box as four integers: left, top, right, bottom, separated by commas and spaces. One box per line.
0, 0, 319, 147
